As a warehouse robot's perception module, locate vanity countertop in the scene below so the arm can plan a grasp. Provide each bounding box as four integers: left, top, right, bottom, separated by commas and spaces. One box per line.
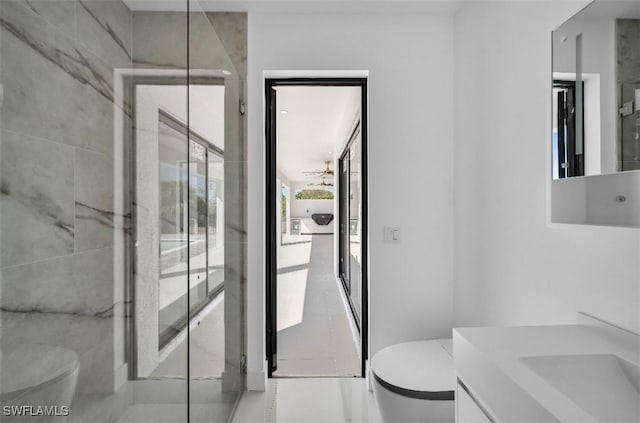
453, 316, 640, 423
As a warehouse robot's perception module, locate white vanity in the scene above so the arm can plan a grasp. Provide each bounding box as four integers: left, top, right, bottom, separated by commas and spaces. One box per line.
453, 313, 640, 422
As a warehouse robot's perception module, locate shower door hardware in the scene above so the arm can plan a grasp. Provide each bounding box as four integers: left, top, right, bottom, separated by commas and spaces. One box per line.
620, 101, 634, 117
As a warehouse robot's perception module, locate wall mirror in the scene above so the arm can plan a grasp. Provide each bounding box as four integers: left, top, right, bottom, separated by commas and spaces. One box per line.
552, 0, 640, 179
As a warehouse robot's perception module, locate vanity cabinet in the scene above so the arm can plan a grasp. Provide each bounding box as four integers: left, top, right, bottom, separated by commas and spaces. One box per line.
456, 382, 493, 423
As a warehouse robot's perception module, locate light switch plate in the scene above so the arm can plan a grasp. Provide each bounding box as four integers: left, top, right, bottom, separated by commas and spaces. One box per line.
383, 226, 400, 243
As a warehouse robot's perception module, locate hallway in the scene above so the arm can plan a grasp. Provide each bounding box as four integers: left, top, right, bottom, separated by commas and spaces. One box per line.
275, 235, 360, 377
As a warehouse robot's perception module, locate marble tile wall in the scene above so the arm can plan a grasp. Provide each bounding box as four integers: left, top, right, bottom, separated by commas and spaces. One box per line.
616, 19, 640, 168
0, 0, 133, 414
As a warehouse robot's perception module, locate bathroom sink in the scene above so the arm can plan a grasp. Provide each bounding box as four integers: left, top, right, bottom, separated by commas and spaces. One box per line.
520, 354, 640, 422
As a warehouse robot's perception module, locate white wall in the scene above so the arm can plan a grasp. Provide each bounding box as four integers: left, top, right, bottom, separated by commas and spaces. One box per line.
248, 12, 454, 388
454, 1, 640, 333
291, 199, 334, 218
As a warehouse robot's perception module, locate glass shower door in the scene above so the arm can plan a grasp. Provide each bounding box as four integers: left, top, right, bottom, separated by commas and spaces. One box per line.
0, 0, 245, 419
188, 2, 246, 420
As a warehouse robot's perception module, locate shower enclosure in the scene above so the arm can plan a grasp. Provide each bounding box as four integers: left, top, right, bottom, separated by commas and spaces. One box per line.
0, 0, 246, 421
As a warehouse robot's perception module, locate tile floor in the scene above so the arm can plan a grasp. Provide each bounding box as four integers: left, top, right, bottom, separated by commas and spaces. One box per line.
232, 378, 383, 423
114, 379, 239, 423
115, 378, 383, 423
275, 234, 360, 377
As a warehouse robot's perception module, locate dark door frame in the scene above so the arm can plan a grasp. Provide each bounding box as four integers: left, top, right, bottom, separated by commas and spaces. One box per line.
265, 77, 369, 378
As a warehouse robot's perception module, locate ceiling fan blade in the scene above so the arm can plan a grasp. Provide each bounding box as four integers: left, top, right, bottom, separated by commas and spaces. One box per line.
303, 161, 334, 178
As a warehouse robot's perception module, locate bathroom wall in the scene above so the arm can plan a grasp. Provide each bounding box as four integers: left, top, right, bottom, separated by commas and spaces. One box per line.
0, 0, 132, 408
291, 200, 334, 219
248, 12, 455, 388
453, 1, 640, 333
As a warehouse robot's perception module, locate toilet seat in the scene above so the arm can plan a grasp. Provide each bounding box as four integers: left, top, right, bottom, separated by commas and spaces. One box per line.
371, 339, 454, 400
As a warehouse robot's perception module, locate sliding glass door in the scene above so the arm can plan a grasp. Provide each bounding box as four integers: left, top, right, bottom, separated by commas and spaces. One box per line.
157, 111, 225, 349
158, 112, 189, 348
338, 123, 363, 327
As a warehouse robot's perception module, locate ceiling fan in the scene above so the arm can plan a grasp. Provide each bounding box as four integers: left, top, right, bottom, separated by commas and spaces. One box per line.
303, 160, 334, 177
307, 176, 334, 187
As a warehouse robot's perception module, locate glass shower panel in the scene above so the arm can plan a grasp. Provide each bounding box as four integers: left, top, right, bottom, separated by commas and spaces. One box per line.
129, 4, 189, 420
0, 0, 244, 419
0, 0, 190, 421
188, 2, 246, 421
208, 152, 225, 295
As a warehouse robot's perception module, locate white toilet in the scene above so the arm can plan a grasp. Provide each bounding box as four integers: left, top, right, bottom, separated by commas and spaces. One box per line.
372, 338, 454, 423
1, 344, 79, 422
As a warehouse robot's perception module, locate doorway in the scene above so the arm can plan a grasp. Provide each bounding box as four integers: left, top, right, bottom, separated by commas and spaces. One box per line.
265, 78, 368, 378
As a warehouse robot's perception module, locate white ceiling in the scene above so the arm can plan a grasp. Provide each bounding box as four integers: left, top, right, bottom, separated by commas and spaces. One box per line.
276, 86, 359, 184
124, 0, 465, 14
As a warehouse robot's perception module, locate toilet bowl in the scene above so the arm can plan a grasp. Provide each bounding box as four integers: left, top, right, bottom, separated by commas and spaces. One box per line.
1, 344, 79, 422
372, 338, 454, 423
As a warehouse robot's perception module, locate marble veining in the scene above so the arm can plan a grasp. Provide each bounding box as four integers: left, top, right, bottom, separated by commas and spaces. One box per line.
1, 246, 115, 316
78, 0, 131, 61
4, 188, 75, 236
0, 0, 134, 407
0, 130, 75, 266
0, 302, 115, 318
76, 202, 116, 227
20, 0, 76, 38
0, 15, 115, 103
1, 33, 116, 156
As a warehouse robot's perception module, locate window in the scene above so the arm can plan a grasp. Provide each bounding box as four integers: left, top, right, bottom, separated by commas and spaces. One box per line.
294, 189, 335, 200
